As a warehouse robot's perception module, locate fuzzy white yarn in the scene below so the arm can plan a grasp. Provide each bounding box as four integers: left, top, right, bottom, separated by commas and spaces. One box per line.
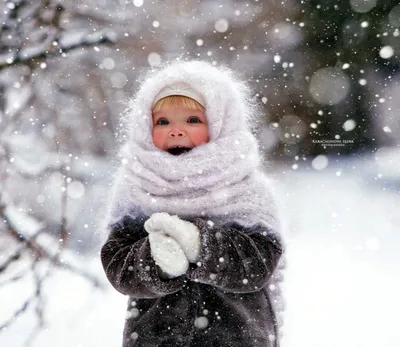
105, 59, 281, 235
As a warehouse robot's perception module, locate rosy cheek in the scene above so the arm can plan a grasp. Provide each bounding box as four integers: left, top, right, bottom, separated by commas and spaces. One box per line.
152, 129, 165, 149
193, 128, 209, 145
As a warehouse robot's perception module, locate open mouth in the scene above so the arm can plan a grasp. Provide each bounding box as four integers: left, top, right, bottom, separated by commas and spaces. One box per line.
167, 146, 192, 156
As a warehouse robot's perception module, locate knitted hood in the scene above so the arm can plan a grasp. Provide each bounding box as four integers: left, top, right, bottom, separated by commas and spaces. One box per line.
103, 59, 281, 235
122, 59, 260, 151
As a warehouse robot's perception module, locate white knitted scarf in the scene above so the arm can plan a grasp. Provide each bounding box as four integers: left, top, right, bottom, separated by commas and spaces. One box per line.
104, 59, 281, 236
117, 130, 280, 232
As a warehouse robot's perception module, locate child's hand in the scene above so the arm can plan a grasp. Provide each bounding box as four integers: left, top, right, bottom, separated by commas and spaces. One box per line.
148, 232, 189, 278
144, 212, 201, 263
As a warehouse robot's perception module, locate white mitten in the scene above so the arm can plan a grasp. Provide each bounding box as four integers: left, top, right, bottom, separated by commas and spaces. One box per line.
144, 212, 201, 263
148, 232, 189, 278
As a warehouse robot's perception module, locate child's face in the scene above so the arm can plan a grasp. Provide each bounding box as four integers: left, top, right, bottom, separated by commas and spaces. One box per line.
152, 106, 209, 155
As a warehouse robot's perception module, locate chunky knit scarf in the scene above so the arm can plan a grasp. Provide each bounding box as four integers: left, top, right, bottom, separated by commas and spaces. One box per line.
105, 59, 282, 236
116, 129, 280, 233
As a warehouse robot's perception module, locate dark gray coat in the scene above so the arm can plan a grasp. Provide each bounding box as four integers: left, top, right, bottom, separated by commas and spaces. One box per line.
100, 214, 284, 347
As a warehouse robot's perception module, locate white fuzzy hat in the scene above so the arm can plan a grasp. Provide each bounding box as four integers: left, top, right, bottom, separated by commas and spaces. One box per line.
151, 82, 206, 108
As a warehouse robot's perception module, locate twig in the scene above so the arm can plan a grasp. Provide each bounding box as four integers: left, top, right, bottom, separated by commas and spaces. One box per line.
0, 250, 21, 274
0, 29, 117, 71
1, 204, 104, 287
0, 292, 33, 331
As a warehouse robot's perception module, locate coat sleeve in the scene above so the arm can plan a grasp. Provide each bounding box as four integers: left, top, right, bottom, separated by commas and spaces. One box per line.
100, 215, 186, 298
187, 218, 284, 294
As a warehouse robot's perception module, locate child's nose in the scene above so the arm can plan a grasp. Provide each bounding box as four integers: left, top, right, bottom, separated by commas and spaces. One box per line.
169, 128, 187, 138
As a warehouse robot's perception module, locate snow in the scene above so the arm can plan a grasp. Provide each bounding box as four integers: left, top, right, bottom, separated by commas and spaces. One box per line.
309, 67, 350, 105
368, 146, 400, 181
194, 316, 208, 329
58, 31, 87, 49
133, 0, 143, 7
3, 205, 43, 238
311, 155, 328, 170
214, 19, 229, 33
1, 153, 399, 346
0, 257, 126, 347
359, 78, 367, 85
276, 155, 400, 347
343, 119, 356, 131
66, 180, 85, 199
2, 0, 399, 344
379, 46, 394, 59
274, 54, 281, 63
0, 52, 15, 66
147, 52, 162, 67
350, 0, 377, 13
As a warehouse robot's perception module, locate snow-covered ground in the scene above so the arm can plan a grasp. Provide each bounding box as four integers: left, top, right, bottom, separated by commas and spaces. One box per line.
1, 153, 399, 347
276, 154, 400, 347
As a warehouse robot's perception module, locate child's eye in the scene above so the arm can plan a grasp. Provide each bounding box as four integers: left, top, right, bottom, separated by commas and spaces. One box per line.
188, 117, 201, 124
156, 119, 169, 125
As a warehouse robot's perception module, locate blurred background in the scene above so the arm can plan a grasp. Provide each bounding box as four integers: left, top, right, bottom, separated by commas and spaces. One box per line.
0, 1, 399, 346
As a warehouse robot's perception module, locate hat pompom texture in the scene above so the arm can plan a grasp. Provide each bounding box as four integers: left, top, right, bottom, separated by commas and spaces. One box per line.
121, 59, 261, 151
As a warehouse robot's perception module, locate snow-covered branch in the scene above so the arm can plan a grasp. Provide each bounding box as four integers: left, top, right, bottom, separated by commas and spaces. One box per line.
0, 204, 104, 288
0, 29, 117, 71
0, 0, 118, 71
0, 202, 105, 340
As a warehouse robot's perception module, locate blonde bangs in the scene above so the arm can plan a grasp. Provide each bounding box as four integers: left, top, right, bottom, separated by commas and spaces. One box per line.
152, 95, 205, 113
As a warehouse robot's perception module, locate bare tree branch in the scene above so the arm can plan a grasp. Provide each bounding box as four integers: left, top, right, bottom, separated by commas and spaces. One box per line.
0, 0, 117, 340
0, 249, 21, 274
0, 0, 118, 71
0, 257, 46, 347
0, 204, 104, 288
0, 29, 117, 71
0, 203, 105, 335
0, 292, 33, 331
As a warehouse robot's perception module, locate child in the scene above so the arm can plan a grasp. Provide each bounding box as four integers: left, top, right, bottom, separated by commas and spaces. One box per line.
100, 59, 285, 347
